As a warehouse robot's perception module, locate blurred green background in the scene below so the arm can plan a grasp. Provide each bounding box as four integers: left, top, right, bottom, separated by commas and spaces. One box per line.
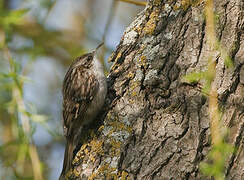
0, 0, 144, 179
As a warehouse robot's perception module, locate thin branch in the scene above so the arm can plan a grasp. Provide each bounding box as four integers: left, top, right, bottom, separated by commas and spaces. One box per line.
3, 46, 44, 180
102, 0, 118, 43
117, 0, 147, 6
100, 0, 119, 73
29, 145, 44, 180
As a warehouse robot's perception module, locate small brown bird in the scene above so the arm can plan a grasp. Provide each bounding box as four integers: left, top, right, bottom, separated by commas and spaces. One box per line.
60, 43, 107, 179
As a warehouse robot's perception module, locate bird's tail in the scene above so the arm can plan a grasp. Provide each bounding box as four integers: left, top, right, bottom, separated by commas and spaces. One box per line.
59, 140, 74, 180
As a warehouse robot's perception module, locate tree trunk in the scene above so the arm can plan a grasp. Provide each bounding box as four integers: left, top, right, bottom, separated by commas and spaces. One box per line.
63, 0, 244, 179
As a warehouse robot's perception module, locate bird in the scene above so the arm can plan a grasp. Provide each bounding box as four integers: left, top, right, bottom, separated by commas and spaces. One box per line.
60, 43, 107, 179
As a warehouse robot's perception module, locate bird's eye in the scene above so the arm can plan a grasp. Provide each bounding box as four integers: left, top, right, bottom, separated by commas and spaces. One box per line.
87, 55, 93, 61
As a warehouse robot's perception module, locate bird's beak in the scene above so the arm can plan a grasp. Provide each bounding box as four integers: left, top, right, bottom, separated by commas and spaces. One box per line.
92, 42, 104, 55
95, 42, 104, 51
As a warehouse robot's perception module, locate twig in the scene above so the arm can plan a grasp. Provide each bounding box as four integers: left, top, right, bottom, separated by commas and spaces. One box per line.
3, 46, 44, 180
117, 0, 147, 6
101, 0, 119, 73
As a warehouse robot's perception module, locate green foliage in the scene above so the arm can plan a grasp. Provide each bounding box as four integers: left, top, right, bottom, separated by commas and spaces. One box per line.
182, 70, 212, 94
183, 71, 205, 83
0, 1, 78, 178
183, 1, 234, 180
200, 142, 234, 179
183, 53, 233, 180
223, 55, 233, 68
0, 1, 86, 178
0, 8, 29, 27
0, 55, 40, 177
0, 8, 29, 46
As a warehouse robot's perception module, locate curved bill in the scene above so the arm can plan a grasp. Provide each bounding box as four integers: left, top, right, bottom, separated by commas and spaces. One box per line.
92, 42, 103, 54
92, 42, 104, 56
95, 42, 104, 52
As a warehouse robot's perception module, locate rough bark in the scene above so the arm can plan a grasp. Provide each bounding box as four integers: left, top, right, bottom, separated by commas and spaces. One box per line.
63, 0, 244, 179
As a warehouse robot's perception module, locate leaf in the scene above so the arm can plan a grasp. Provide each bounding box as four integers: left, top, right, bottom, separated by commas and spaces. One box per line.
0, 8, 29, 30
200, 142, 234, 179
182, 71, 205, 83
8, 9, 29, 18
224, 55, 233, 68
31, 114, 48, 123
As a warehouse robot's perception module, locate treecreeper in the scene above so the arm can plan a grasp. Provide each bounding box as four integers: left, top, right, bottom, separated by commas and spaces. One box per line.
59, 43, 107, 179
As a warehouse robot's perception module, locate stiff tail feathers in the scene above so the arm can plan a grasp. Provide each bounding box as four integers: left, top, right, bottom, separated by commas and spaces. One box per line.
59, 140, 74, 180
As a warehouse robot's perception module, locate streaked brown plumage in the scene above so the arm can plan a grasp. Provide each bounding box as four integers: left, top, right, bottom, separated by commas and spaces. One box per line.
60, 44, 107, 179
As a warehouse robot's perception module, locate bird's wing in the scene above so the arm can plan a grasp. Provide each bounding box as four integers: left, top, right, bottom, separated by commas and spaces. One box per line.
62, 66, 99, 137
